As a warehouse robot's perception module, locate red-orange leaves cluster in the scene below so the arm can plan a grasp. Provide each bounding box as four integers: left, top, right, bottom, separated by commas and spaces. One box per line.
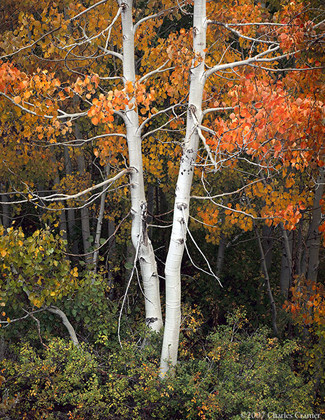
276, 1, 316, 54
0, 61, 23, 94
0, 61, 71, 143
210, 75, 324, 169
284, 277, 325, 327
87, 81, 155, 127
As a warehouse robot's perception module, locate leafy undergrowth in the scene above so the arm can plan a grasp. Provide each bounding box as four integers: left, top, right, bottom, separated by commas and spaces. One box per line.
0, 309, 316, 420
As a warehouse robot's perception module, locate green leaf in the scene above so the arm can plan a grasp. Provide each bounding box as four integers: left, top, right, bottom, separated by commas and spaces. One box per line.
124, 262, 133, 270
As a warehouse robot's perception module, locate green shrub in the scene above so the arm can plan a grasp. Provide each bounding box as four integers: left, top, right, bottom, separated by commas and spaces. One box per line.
0, 339, 105, 419
0, 309, 315, 419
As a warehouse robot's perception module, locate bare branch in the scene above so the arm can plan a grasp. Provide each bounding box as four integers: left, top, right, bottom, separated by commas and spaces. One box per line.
138, 60, 173, 84
47, 306, 79, 346
191, 178, 266, 200
205, 44, 281, 79
202, 106, 234, 116
213, 21, 278, 45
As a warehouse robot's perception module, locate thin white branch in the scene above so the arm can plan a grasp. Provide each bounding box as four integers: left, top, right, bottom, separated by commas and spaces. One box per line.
0, 92, 88, 120
0, 28, 59, 60
216, 21, 278, 45
202, 106, 234, 116
207, 21, 287, 27
200, 198, 265, 220
138, 101, 185, 133
63, 7, 122, 51
141, 110, 187, 140
191, 178, 265, 200
197, 125, 219, 171
42, 133, 127, 147
0, 92, 43, 117
249, 63, 325, 72
205, 44, 280, 79
134, 10, 168, 33
98, 46, 124, 61
69, 0, 109, 22
40, 168, 132, 202
118, 237, 141, 348
47, 306, 79, 346
181, 208, 222, 287
138, 60, 173, 84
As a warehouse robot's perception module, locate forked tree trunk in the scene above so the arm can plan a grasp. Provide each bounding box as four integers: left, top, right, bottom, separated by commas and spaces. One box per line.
120, 0, 162, 332
160, 0, 206, 376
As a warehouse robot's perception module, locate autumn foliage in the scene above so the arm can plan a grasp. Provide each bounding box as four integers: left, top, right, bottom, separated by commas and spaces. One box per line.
0, 0, 324, 417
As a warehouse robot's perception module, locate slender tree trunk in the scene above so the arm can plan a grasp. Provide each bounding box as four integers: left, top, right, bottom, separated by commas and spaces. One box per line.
120, 0, 162, 332
160, 0, 206, 376
64, 146, 79, 257
216, 233, 226, 277
280, 226, 293, 297
107, 218, 116, 294
51, 151, 68, 241
306, 168, 324, 282
255, 225, 278, 336
0, 184, 10, 228
74, 115, 92, 265
93, 184, 107, 271
76, 151, 92, 265
262, 225, 273, 272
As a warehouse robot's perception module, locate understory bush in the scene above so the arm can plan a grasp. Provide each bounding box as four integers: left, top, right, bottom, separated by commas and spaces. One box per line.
0, 309, 315, 419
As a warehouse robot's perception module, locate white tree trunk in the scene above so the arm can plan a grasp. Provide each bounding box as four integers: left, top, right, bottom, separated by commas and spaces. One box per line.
160, 0, 206, 376
120, 0, 162, 332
